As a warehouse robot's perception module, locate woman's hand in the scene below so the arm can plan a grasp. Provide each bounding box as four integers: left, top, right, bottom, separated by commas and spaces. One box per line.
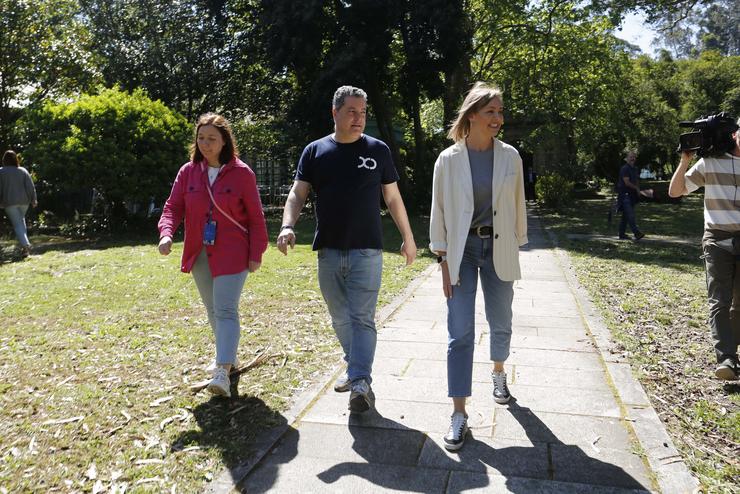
441, 261, 453, 299
248, 260, 261, 273
158, 236, 173, 256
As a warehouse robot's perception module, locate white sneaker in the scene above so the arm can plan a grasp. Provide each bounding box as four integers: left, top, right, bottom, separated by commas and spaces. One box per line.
206, 358, 240, 376
443, 411, 469, 451
492, 371, 511, 404
207, 367, 231, 397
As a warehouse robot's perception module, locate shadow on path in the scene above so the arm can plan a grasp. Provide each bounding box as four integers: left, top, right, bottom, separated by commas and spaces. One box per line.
241, 397, 650, 493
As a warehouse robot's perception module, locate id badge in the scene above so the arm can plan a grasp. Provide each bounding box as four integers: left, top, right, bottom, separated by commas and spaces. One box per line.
203, 220, 217, 245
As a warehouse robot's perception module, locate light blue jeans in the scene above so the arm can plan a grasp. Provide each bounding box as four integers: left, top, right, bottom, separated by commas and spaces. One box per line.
447, 234, 514, 397
4, 205, 30, 247
318, 248, 383, 384
191, 249, 248, 366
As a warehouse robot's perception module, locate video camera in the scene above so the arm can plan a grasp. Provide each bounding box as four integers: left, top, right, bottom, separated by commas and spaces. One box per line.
678, 112, 738, 157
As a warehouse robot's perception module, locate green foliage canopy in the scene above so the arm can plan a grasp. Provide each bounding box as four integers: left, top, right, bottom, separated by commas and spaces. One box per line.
21, 87, 190, 216
0, 0, 97, 148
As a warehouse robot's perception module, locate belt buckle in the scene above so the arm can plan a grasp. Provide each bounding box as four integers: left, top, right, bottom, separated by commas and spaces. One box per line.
477, 226, 491, 239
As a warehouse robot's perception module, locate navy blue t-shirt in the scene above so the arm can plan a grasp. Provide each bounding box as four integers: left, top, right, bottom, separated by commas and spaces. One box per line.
616, 163, 638, 199
296, 134, 399, 250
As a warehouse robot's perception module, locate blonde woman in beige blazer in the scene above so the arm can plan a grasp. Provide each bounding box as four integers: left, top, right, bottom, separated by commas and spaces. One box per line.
429, 82, 527, 451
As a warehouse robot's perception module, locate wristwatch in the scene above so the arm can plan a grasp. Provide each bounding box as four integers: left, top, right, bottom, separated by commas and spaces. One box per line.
280, 225, 294, 232
436, 255, 447, 264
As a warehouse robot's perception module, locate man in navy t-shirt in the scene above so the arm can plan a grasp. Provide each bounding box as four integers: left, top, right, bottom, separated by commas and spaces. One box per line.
276, 85, 417, 414
616, 150, 645, 240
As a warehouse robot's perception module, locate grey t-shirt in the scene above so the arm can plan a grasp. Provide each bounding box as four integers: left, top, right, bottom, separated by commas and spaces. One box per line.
468, 148, 494, 228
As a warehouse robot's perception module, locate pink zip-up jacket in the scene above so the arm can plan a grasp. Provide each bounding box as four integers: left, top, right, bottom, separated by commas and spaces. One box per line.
158, 158, 268, 277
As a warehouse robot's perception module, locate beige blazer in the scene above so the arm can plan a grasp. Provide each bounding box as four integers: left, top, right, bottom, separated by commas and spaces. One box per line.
429, 138, 528, 285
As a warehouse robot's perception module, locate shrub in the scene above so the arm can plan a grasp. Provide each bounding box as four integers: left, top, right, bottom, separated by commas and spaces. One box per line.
536, 173, 575, 209
20, 87, 190, 221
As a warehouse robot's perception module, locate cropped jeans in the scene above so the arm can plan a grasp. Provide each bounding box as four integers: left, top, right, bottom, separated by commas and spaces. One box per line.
447, 234, 514, 397
191, 249, 248, 366
4, 205, 30, 247
318, 248, 383, 385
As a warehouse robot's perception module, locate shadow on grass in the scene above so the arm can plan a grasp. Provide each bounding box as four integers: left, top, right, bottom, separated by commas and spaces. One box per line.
238, 398, 649, 493
0, 234, 160, 265
170, 374, 288, 489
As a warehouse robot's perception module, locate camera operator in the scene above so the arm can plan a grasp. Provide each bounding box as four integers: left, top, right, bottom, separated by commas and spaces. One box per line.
669, 117, 740, 381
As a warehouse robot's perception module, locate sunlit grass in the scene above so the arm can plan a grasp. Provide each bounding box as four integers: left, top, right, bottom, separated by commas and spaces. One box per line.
0, 214, 432, 492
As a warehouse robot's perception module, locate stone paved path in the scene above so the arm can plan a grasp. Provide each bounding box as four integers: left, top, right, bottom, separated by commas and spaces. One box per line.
221, 215, 698, 494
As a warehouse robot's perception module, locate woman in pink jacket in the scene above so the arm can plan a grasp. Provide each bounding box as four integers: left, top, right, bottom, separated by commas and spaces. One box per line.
158, 113, 268, 398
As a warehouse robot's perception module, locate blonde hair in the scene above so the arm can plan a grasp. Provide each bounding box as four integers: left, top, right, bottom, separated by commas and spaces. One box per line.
447, 82, 503, 142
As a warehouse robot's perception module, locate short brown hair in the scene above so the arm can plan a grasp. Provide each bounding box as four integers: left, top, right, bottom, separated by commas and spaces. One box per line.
447, 82, 503, 142
2, 150, 19, 167
190, 113, 239, 164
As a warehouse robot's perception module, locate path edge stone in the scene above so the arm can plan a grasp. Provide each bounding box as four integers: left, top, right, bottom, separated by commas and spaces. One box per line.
535, 212, 700, 494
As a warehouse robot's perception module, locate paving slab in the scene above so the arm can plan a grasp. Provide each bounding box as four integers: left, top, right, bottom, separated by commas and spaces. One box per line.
492, 407, 633, 450
245, 455, 450, 493
224, 213, 698, 493
302, 394, 495, 436
418, 435, 550, 479
447, 471, 650, 493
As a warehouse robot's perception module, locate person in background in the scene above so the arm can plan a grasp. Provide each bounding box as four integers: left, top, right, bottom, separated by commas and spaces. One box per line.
616, 150, 645, 241
158, 113, 268, 398
0, 150, 37, 257
429, 82, 528, 451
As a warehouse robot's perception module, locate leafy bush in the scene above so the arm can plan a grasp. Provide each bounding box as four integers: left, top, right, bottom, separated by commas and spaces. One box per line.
20, 87, 190, 220
536, 173, 575, 209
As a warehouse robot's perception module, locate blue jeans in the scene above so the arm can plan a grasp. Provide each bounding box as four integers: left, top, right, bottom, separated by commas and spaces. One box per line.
318, 248, 383, 384
191, 249, 248, 366
447, 234, 514, 397
4, 205, 30, 247
618, 194, 640, 236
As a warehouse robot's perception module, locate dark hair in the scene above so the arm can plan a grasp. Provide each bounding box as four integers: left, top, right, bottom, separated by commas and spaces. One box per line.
190, 113, 239, 164
2, 150, 19, 167
332, 86, 367, 110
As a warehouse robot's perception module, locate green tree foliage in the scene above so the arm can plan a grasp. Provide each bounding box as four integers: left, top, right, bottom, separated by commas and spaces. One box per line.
679, 50, 740, 118
535, 172, 575, 209
79, 0, 231, 119
20, 87, 190, 219
0, 0, 97, 149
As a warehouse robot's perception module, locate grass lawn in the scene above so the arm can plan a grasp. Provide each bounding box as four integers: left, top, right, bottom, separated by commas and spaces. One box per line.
537, 189, 739, 493
0, 213, 433, 493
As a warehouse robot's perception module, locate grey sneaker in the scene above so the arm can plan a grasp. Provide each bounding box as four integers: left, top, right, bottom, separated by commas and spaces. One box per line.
443, 411, 469, 451
207, 367, 231, 397
334, 371, 351, 392
715, 358, 738, 381
492, 371, 511, 404
348, 379, 371, 413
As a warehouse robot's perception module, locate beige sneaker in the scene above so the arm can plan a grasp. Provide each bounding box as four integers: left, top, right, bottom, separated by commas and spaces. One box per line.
206, 358, 240, 376
207, 367, 231, 397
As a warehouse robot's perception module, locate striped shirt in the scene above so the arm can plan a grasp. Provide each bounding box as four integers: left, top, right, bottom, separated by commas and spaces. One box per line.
685, 153, 740, 238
